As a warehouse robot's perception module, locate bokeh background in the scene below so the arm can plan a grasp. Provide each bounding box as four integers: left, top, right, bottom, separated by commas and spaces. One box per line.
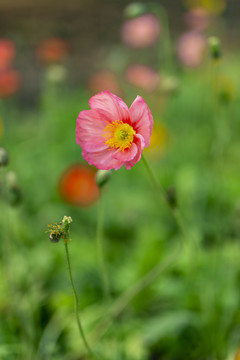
1, 0, 240, 359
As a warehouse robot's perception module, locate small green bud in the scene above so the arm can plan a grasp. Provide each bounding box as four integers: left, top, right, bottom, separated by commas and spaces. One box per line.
45, 64, 67, 83
96, 170, 111, 188
208, 36, 221, 59
61, 215, 72, 233
5, 171, 22, 206
124, 2, 148, 18
0, 147, 9, 167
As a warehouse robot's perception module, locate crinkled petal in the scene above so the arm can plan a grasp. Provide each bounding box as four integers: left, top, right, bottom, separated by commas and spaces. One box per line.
76, 109, 108, 152
129, 95, 153, 147
89, 91, 129, 122
113, 142, 138, 162
124, 134, 145, 169
82, 148, 125, 171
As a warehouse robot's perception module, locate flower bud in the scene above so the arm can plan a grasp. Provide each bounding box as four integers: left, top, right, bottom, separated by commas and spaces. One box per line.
46, 216, 72, 244
45, 64, 67, 83
61, 215, 72, 233
0, 147, 9, 167
208, 36, 221, 59
166, 186, 177, 210
124, 2, 148, 18
96, 170, 111, 188
5, 171, 22, 206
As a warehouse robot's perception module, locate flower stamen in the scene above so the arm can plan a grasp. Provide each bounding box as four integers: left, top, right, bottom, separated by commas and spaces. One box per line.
103, 120, 135, 151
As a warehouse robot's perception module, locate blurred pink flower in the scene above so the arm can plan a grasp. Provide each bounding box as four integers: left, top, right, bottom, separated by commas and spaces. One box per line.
87, 70, 121, 96
121, 14, 161, 48
0, 69, 21, 98
0, 39, 15, 70
36, 37, 70, 65
177, 31, 206, 68
184, 7, 210, 31
125, 65, 160, 92
76, 91, 153, 170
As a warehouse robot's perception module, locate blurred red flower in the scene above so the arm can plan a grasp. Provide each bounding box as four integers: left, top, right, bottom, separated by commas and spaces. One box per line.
125, 64, 160, 92
0, 69, 21, 98
59, 164, 100, 206
177, 31, 206, 68
36, 37, 70, 65
121, 14, 161, 48
87, 69, 122, 96
0, 39, 16, 70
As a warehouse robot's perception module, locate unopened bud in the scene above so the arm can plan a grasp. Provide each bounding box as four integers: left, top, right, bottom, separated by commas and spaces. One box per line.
61, 215, 72, 233
208, 36, 221, 59
124, 2, 148, 18
166, 186, 177, 210
45, 64, 67, 83
96, 170, 111, 188
160, 75, 180, 95
0, 147, 9, 167
5, 171, 22, 206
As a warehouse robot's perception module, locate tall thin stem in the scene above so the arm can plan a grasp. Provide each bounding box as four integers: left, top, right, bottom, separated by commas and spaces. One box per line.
64, 241, 98, 359
96, 190, 110, 301
141, 154, 189, 243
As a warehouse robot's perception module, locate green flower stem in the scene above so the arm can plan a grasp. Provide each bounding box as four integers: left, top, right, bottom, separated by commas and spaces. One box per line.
141, 154, 189, 243
96, 190, 111, 301
91, 240, 182, 342
150, 3, 173, 74
64, 241, 98, 359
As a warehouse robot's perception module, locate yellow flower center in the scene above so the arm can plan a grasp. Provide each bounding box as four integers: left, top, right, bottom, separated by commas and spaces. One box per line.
103, 120, 135, 151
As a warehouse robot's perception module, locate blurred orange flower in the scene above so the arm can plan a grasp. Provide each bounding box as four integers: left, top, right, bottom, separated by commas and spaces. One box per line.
87, 69, 122, 96
36, 37, 70, 65
125, 64, 160, 92
0, 69, 21, 98
0, 39, 16, 70
121, 14, 161, 48
59, 164, 100, 207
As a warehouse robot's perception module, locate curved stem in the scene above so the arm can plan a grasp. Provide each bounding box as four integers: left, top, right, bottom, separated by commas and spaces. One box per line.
64, 242, 98, 359
96, 190, 110, 301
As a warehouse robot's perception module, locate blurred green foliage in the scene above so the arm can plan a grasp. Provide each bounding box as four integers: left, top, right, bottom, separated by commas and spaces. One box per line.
0, 56, 240, 360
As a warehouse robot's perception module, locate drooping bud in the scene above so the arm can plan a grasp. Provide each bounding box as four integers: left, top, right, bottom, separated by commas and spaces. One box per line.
166, 186, 177, 210
5, 171, 22, 206
96, 170, 111, 188
124, 2, 148, 18
0, 147, 9, 167
208, 36, 221, 59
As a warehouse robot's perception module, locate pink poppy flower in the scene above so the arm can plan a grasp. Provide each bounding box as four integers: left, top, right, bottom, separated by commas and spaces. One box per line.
125, 64, 160, 92
177, 31, 206, 68
76, 91, 153, 170
121, 14, 161, 48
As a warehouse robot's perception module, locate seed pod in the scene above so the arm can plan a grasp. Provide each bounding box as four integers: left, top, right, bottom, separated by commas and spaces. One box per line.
0, 147, 9, 167
96, 170, 111, 188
